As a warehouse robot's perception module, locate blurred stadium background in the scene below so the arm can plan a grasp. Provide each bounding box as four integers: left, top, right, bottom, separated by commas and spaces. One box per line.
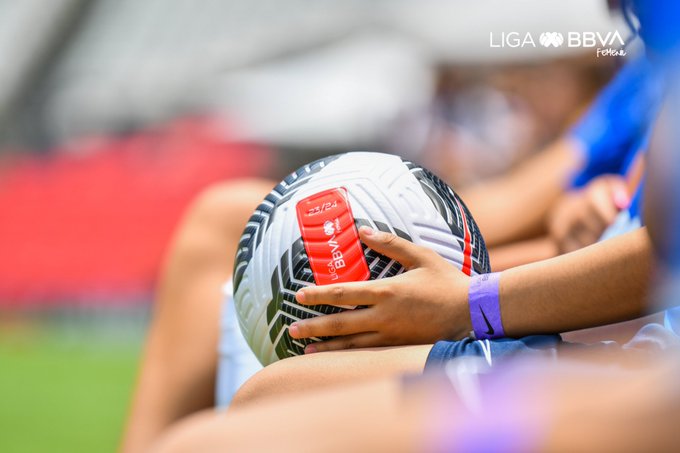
0, 1, 628, 451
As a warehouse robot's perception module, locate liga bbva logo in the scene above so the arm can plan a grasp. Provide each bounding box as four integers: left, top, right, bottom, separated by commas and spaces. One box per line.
539, 32, 564, 48
490, 31, 626, 56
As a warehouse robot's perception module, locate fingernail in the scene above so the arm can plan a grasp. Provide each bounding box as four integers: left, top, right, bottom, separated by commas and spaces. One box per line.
305, 344, 317, 354
296, 290, 305, 303
289, 323, 299, 338
359, 226, 374, 236
613, 189, 630, 210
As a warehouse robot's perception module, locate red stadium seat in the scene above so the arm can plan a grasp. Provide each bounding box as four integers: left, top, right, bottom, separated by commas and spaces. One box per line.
0, 117, 272, 307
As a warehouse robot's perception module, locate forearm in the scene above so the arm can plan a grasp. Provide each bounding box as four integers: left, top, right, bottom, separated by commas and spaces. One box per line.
488, 236, 559, 272
461, 137, 582, 247
499, 227, 653, 336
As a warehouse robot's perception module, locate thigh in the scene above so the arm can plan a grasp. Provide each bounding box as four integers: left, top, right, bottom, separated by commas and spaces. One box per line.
122, 178, 275, 452
153, 375, 441, 453
231, 345, 433, 406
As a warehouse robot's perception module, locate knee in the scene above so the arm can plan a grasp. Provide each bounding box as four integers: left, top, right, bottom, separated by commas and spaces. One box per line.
187, 178, 274, 233
230, 360, 297, 408
167, 178, 273, 265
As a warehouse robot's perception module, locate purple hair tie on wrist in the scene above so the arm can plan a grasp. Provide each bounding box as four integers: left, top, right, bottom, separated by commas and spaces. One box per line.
468, 272, 505, 340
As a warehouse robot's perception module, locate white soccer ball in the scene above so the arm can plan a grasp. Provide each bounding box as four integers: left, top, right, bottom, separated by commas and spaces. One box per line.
233, 152, 490, 365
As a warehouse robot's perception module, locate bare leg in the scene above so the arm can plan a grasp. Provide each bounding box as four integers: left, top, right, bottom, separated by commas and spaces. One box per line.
231, 345, 432, 407
152, 356, 680, 453
151, 375, 439, 453
120, 179, 273, 453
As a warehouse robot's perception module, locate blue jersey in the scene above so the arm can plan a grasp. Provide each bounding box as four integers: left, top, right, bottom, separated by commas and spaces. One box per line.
569, 56, 664, 187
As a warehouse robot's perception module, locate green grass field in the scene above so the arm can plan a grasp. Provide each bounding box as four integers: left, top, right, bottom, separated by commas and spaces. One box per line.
0, 316, 143, 453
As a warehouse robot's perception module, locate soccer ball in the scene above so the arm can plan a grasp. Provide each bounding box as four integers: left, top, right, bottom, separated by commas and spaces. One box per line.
233, 152, 490, 365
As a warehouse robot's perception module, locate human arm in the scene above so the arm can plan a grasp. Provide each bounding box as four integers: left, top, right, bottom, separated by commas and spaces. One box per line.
289, 226, 653, 351
499, 226, 651, 337
460, 137, 581, 247
488, 236, 559, 271
464, 56, 662, 248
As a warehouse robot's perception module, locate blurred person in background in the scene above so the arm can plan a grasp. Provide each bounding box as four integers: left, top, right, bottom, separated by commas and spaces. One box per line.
122, 1, 668, 452
464, 52, 658, 270
397, 57, 612, 188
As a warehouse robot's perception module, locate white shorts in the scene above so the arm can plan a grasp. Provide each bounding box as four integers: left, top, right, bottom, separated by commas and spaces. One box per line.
215, 281, 263, 408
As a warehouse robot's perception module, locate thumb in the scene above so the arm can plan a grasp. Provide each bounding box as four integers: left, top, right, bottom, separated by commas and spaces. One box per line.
358, 226, 431, 269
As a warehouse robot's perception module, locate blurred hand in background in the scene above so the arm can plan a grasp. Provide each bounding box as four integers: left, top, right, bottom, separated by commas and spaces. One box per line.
548, 174, 630, 253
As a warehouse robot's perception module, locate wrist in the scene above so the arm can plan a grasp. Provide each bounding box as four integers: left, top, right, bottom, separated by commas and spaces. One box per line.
468, 272, 506, 340
445, 277, 474, 341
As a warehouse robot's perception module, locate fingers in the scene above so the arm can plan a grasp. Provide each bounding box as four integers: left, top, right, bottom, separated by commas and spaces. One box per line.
572, 223, 602, 249
561, 236, 583, 253
579, 201, 610, 238
289, 308, 374, 339
555, 212, 603, 252
296, 279, 390, 307
556, 178, 631, 253
589, 182, 621, 226
574, 179, 630, 249
357, 226, 433, 269
302, 332, 383, 354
